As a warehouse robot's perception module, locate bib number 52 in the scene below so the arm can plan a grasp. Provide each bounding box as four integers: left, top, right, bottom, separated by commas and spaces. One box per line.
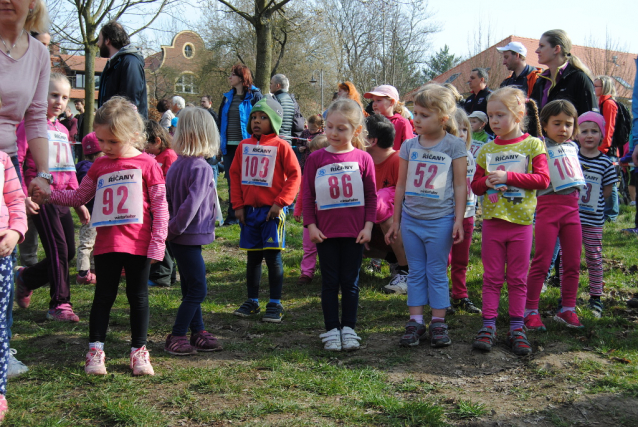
414, 163, 438, 189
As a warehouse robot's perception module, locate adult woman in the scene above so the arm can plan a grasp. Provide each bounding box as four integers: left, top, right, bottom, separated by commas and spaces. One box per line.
157, 98, 174, 130
217, 64, 263, 225
0, 0, 52, 416
530, 29, 596, 116
337, 81, 365, 111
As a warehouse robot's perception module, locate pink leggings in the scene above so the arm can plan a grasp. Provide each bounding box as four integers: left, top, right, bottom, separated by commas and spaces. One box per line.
300, 227, 317, 278
448, 216, 475, 299
526, 193, 582, 310
481, 219, 533, 319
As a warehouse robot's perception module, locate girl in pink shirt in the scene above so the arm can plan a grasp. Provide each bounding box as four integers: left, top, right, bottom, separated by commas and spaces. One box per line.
364, 85, 414, 150
32, 97, 169, 377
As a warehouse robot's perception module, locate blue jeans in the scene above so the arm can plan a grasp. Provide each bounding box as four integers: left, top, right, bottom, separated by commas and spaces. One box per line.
401, 212, 454, 309
604, 159, 619, 222
170, 243, 207, 336
246, 250, 283, 300
223, 145, 238, 223
316, 237, 364, 331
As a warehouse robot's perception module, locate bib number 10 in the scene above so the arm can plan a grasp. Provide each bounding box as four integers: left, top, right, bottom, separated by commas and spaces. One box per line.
102, 186, 129, 215
244, 156, 270, 178
328, 174, 353, 199
553, 157, 579, 180
414, 163, 438, 189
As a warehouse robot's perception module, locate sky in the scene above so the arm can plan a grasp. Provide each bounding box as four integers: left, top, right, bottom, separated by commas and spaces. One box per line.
427, 0, 638, 58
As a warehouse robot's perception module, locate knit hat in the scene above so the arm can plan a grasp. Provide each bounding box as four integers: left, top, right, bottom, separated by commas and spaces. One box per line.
82, 132, 101, 155
247, 98, 283, 135
578, 111, 606, 139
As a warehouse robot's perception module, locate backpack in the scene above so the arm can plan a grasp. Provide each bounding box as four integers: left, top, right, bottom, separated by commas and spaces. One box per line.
289, 93, 305, 138
603, 99, 632, 157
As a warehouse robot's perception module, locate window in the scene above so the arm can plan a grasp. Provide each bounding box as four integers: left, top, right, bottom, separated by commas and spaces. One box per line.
445, 73, 460, 83
76, 73, 85, 88
176, 73, 197, 94
183, 43, 194, 58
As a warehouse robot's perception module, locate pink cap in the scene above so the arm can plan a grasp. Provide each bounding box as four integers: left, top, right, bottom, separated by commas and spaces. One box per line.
364, 85, 400, 102
82, 132, 101, 155
578, 111, 606, 139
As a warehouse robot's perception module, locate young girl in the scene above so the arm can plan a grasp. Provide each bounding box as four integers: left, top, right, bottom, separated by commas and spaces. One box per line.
525, 100, 585, 331
33, 96, 169, 376
385, 85, 467, 348
294, 135, 329, 285
448, 108, 481, 314
297, 114, 325, 171
303, 99, 377, 351
364, 85, 413, 150
577, 112, 617, 318
164, 108, 222, 355
15, 73, 89, 322
470, 87, 548, 356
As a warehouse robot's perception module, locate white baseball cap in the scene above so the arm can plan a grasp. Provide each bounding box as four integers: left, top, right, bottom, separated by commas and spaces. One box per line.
496, 41, 527, 57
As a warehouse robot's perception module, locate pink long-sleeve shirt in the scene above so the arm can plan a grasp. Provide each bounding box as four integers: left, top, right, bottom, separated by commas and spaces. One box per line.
0, 151, 27, 243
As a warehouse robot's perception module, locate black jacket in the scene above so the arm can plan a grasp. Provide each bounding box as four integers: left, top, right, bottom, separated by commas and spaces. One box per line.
530, 63, 596, 117
464, 88, 492, 134
98, 45, 148, 118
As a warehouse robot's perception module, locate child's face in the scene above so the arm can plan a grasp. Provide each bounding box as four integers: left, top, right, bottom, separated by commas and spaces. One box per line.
578, 122, 602, 150
47, 81, 70, 120
487, 100, 521, 139
372, 96, 394, 117
95, 124, 134, 159
458, 125, 469, 143
469, 117, 485, 133
413, 104, 445, 137
145, 138, 161, 155
250, 111, 273, 137
543, 112, 574, 144
308, 122, 321, 134
325, 112, 357, 149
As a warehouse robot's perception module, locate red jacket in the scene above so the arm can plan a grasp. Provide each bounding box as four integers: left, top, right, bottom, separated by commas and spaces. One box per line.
598, 95, 617, 155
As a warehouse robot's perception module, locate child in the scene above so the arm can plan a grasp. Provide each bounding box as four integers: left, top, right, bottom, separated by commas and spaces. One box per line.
385, 85, 467, 348
470, 87, 548, 356
303, 99, 377, 351
298, 114, 325, 171
230, 99, 301, 322
0, 92, 28, 420
33, 96, 169, 376
294, 135, 330, 285
468, 111, 491, 145
448, 109, 481, 314
164, 108, 223, 355
525, 100, 585, 331
364, 85, 413, 150
15, 73, 88, 322
75, 132, 105, 285
577, 112, 617, 317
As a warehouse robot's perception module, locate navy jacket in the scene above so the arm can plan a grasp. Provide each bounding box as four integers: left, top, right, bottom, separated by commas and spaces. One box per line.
98, 45, 148, 118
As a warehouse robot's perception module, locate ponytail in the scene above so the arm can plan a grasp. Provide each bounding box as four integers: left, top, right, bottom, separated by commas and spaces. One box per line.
524, 98, 542, 138
542, 30, 594, 80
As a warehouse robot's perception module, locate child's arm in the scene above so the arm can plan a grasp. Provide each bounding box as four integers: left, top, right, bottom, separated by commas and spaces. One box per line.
270, 143, 302, 220
357, 155, 378, 245
43, 175, 97, 207
293, 179, 304, 222
148, 183, 169, 262
491, 154, 550, 190
168, 166, 213, 240
470, 163, 491, 196
301, 157, 326, 243
452, 156, 467, 244
603, 183, 613, 200
385, 158, 408, 245
0, 156, 27, 256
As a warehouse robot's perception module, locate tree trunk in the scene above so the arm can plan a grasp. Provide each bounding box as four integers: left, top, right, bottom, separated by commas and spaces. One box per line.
253, 6, 273, 93
83, 42, 98, 137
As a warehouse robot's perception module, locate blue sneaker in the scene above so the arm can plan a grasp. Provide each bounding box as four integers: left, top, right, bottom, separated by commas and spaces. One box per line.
262, 302, 284, 323
234, 299, 260, 317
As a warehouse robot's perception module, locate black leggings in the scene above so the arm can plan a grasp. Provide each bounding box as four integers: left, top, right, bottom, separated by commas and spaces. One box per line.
91, 253, 151, 348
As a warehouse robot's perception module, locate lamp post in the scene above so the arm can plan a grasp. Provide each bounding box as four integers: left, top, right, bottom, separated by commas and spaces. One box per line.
309, 70, 324, 112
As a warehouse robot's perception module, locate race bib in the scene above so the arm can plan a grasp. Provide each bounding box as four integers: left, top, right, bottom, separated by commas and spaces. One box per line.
469, 141, 484, 157
241, 145, 278, 187
547, 145, 585, 191
466, 152, 476, 207
405, 148, 451, 199
91, 169, 144, 228
579, 171, 602, 213
486, 151, 528, 199
315, 162, 364, 210
48, 130, 75, 172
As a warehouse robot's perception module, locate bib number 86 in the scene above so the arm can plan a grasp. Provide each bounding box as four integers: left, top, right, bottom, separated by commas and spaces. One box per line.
103, 186, 129, 215
328, 174, 353, 199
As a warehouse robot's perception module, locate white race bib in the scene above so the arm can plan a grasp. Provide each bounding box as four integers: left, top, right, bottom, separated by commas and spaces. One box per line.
466, 151, 476, 207
547, 144, 585, 191
315, 162, 365, 210
486, 151, 528, 199
579, 171, 602, 213
241, 144, 278, 187
48, 130, 75, 172
469, 141, 484, 157
91, 169, 144, 228
405, 148, 451, 199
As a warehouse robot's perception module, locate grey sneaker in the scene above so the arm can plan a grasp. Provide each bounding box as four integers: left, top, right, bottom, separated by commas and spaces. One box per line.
429, 322, 452, 348
400, 321, 427, 347
233, 299, 260, 317
7, 349, 28, 378
262, 302, 284, 323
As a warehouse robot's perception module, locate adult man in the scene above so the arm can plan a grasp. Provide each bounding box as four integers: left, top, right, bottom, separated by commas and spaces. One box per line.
498, 42, 542, 97
97, 21, 148, 118
200, 95, 219, 123
171, 96, 185, 117
270, 74, 303, 139
73, 99, 86, 160
464, 68, 492, 134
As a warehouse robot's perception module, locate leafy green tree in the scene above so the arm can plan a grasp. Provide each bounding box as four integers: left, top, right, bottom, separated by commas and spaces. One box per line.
423, 45, 463, 81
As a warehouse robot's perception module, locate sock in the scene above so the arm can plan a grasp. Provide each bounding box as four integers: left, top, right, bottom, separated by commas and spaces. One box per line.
250, 298, 259, 304
482, 318, 496, 330
269, 299, 281, 304
78, 270, 88, 277
410, 315, 424, 324
524, 308, 536, 317
397, 265, 409, 274
131, 347, 139, 353
561, 306, 575, 313
431, 316, 445, 324
89, 342, 104, 351
510, 317, 524, 331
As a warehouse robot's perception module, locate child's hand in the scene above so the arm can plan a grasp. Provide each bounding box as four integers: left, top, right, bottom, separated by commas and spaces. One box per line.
25, 197, 39, 215
294, 214, 302, 223
308, 224, 326, 244
384, 221, 400, 245
0, 230, 20, 257
75, 205, 91, 225
452, 220, 464, 245
298, 146, 307, 153
356, 228, 371, 249
30, 184, 47, 205
235, 208, 245, 225
149, 258, 159, 264
487, 170, 507, 186
267, 204, 282, 221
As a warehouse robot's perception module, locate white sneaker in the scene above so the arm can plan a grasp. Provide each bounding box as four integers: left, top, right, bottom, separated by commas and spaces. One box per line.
85, 348, 107, 375
341, 326, 361, 351
130, 346, 155, 376
384, 272, 408, 294
320, 328, 342, 351
7, 349, 28, 378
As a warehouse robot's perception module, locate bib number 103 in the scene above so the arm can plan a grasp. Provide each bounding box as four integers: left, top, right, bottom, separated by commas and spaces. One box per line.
102, 186, 129, 215
244, 156, 270, 179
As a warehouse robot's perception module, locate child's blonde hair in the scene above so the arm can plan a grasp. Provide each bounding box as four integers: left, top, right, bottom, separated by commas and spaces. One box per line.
413, 84, 458, 136
454, 109, 472, 149
325, 99, 367, 150
595, 75, 617, 97
443, 83, 464, 105
487, 87, 542, 137
94, 96, 146, 150
49, 72, 71, 89
307, 134, 329, 152
173, 107, 220, 157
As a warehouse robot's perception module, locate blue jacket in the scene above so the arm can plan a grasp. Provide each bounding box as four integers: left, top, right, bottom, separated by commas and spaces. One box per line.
218, 86, 263, 155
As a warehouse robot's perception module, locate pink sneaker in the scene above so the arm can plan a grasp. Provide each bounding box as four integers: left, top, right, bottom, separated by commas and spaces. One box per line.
524, 311, 546, 332
553, 310, 584, 328
46, 303, 80, 322
76, 271, 97, 285
130, 346, 154, 376
0, 394, 7, 421
85, 348, 107, 375
15, 267, 32, 309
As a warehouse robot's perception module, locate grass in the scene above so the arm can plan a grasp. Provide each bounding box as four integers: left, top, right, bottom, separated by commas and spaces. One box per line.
5, 178, 638, 426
